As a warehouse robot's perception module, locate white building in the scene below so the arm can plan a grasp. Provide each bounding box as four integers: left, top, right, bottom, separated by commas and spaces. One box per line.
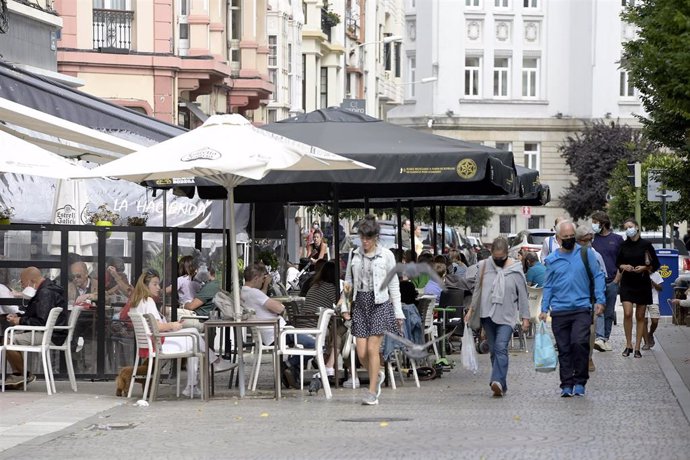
389, 0, 644, 240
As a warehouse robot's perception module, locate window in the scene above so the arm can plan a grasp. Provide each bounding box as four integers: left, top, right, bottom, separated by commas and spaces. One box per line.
93, 0, 127, 9
320, 67, 328, 108
268, 36, 277, 66
619, 69, 635, 97
522, 57, 538, 98
493, 57, 510, 98
287, 43, 293, 105
465, 56, 481, 97
268, 109, 277, 124
524, 142, 540, 171
394, 42, 401, 78
408, 55, 416, 98
495, 0, 509, 6
495, 141, 512, 152
622, 0, 636, 6
268, 69, 277, 101
466, 0, 481, 6
528, 215, 544, 229
523, 0, 538, 7
499, 215, 515, 234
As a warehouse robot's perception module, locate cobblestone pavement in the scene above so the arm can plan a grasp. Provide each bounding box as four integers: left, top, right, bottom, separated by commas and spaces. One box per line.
1, 320, 690, 459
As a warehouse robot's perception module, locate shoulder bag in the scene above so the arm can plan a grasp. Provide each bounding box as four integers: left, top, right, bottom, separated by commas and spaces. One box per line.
468, 261, 486, 330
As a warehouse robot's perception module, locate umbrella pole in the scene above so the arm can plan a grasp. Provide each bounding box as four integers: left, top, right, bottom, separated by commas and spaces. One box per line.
223, 198, 227, 291
161, 189, 168, 307
396, 200, 403, 253
228, 187, 246, 398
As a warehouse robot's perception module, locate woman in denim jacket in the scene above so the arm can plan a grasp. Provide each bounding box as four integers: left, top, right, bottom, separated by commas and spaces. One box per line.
344, 215, 404, 405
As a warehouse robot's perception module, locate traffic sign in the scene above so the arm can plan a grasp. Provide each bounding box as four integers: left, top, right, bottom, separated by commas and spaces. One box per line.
648, 169, 680, 202
521, 206, 531, 218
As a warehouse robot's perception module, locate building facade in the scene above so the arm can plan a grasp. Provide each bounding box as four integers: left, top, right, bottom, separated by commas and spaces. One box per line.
389, 0, 645, 239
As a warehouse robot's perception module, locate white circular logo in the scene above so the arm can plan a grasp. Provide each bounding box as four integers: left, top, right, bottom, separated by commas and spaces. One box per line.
181, 148, 221, 162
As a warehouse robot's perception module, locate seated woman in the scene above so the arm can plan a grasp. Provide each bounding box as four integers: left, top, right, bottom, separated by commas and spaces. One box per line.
165, 255, 201, 308
302, 261, 342, 377
423, 262, 447, 303
130, 269, 231, 398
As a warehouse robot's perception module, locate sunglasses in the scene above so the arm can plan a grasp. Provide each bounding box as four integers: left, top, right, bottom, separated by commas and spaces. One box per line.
69, 273, 86, 281
145, 268, 160, 278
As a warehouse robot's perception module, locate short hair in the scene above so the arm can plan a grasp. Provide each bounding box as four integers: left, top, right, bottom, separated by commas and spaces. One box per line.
590, 210, 611, 229
575, 223, 594, 240
491, 237, 509, 253
432, 262, 447, 278
243, 263, 265, 282
555, 220, 573, 236
400, 280, 417, 305
433, 254, 448, 265
357, 215, 380, 238
624, 217, 639, 227
524, 252, 539, 264
417, 252, 433, 264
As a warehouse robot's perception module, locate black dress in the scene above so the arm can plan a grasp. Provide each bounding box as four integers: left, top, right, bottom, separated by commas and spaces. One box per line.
616, 237, 660, 305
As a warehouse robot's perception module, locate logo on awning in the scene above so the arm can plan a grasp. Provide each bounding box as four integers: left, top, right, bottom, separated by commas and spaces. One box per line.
456, 159, 477, 179
181, 148, 221, 162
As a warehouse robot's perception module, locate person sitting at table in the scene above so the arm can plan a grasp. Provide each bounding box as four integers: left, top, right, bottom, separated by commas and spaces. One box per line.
165, 255, 201, 308
68, 261, 99, 306
241, 263, 315, 389
104, 256, 133, 299
411, 252, 434, 289
130, 268, 232, 398
301, 260, 342, 377
423, 262, 447, 303
184, 266, 220, 317
299, 258, 326, 297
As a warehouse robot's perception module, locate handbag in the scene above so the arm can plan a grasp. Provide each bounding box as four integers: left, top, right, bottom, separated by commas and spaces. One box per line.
468, 261, 486, 330
461, 324, 478, 373
534, 320, 558, 373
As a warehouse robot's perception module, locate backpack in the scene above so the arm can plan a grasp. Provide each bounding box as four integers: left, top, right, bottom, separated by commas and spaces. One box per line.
212, 289, 255, 321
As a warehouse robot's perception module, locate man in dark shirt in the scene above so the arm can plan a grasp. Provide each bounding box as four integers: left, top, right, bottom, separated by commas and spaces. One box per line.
590, 211, 623, 352
4, 267, 68, 388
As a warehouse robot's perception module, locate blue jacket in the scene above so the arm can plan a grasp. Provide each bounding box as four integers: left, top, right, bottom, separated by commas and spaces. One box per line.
541, 245, 606, 314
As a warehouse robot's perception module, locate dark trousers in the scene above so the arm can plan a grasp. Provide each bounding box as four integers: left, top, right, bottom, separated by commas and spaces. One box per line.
551, 309, 591, 388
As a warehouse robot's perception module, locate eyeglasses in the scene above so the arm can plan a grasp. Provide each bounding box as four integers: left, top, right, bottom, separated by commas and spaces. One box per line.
145, 268, 160, 278
69, 273, 86, 281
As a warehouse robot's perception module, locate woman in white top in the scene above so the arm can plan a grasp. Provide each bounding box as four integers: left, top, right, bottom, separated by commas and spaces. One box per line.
129, 269, 231, 397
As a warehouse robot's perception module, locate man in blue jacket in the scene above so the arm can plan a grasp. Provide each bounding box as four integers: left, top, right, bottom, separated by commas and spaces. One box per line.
540, 221, 605, 397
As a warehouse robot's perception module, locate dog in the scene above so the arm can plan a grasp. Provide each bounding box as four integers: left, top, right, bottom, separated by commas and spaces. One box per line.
115, 362, 149, 397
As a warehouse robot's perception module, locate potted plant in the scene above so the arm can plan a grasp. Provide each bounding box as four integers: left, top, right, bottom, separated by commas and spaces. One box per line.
126, 212, 149, 226
87, 204, 120, 227
0, 204, 14, 225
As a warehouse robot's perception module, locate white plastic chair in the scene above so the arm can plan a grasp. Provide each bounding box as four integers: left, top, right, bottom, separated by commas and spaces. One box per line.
279, 308, 334, 399
128, 311, 206, 401
2, 307, 63, 395
49, 306, 82, 392
419, 295, 439, 361
248, 326, 276, 392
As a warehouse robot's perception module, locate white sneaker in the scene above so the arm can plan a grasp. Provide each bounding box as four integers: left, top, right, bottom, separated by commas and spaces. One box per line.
326, 367, 335, 377
182, 386, 201, 398
343, 376, 360, 389
602, 340, 613, 352
213, 358, 234, 373
593, 338, 605, 352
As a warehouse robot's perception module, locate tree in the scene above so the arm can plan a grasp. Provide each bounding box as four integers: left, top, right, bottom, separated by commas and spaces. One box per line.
622, 1, 690, 201
463, 207, 493, 234
559, 121, 655, 220
607, 153, 690, 230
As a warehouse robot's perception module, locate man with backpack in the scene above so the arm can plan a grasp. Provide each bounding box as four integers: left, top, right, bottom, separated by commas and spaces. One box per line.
540, 221, 605, 397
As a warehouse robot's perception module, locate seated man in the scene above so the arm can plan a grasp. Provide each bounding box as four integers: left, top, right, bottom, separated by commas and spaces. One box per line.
525, 252, 546, 287
423, 262, 447, 303
68, 261, 99, 305
104, 257, 132, 300
184, 266, 221, 317
241, 263, 315, 389
3, 267, 68, 388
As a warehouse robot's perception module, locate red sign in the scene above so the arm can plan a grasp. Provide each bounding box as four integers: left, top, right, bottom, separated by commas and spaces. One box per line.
521, 206, 531, 218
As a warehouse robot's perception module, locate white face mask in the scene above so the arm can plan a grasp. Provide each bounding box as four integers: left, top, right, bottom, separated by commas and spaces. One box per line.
592, 223, 601, 234
22, 285, 37, 299
625, 227, 637, 238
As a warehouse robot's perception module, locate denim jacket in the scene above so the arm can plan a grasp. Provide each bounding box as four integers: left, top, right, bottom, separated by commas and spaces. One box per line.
345, 245, 403, 319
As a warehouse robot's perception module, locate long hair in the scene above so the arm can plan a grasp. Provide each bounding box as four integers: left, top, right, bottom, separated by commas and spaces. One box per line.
312, 260, 336, 287
178, 255, 197, 278
130, 268, 159, 309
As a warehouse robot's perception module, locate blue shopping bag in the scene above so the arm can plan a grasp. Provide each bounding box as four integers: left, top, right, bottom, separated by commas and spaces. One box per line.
534, 321, 557, 373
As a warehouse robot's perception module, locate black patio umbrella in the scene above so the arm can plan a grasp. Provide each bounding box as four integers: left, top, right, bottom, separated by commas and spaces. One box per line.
230, 107, 518, 203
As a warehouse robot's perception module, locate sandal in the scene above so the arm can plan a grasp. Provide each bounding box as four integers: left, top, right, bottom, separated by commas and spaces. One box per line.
622, 348, 633, 357
634, 350, 642, 358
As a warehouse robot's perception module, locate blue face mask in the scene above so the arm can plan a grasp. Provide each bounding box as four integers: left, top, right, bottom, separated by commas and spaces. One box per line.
592, 223, 601, 234
625, 227, 637, 238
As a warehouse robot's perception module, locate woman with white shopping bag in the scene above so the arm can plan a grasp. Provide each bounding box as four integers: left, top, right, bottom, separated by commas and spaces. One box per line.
464, 237, 531, 397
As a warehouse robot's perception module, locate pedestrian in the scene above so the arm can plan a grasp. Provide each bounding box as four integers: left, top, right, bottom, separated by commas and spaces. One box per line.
344, 215, 405, 406
524, 252, 546, 287
590, 210, 624, 353
617, 218, 660, 358
414, 224, 424, 257
542, 216, 567, 258
465, 237, 530, 397
642, 271, 663, 350
401, 219, 412, 250
540, 221, 605, 397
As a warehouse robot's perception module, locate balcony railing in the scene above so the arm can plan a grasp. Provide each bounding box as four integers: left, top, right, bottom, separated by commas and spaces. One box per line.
93, 8, 134, 52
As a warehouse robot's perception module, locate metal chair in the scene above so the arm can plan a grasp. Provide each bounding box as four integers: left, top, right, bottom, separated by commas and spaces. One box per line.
279, 308, 334, 399
2, 307, 63, 395
49, 306, 82, 392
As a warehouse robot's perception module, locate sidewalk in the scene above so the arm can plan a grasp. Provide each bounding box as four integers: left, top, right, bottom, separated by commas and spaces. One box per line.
1, 319, 690, 459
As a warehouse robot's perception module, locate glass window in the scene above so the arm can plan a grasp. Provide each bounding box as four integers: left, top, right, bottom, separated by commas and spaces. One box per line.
528, 215, 544, 229
268, 35, 277, 67
465, 56, 481, 97
466, 0, 481, 6
495, 0, 509, 6
493, 57, 510, 98
523, 0, 538, 7
269, 69, 277, 101
524, 142, 540, 171
499, 215, 514, 234
408, 55, 416, 98
495, 141, 512, 152
320, 67, 328, 108
619, 70, 635, 97
521, 57, 538, 98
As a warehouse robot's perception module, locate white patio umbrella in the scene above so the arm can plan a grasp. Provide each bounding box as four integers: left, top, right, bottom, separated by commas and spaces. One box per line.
77, 114, 373, 321
0, 130, 90, 179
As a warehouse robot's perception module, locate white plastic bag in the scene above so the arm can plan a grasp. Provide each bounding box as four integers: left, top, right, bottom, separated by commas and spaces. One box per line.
461, 324, 478, 373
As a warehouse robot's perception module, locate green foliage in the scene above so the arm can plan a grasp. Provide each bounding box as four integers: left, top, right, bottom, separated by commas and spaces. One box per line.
463, 207, 493, 233
608, 153, 690, 230
622, 1, 690, 202
558, 120, 655, 219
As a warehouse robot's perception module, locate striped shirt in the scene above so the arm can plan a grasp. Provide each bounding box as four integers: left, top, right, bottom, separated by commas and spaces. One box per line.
299, 281, 337, 328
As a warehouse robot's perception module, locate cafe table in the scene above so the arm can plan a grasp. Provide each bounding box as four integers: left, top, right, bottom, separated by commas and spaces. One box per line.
202, 317, 281, 400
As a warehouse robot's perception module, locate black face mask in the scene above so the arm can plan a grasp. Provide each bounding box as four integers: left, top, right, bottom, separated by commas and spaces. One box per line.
493, 257, 508, 267
560, 238, 576, 250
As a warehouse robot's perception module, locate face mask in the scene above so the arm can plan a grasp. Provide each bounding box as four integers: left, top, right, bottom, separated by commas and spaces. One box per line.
22, 285, 37, 299
625, 227, 637, 238
560, 238, 576, 250
493, 257, 507, 268
592, 223, 601, 234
